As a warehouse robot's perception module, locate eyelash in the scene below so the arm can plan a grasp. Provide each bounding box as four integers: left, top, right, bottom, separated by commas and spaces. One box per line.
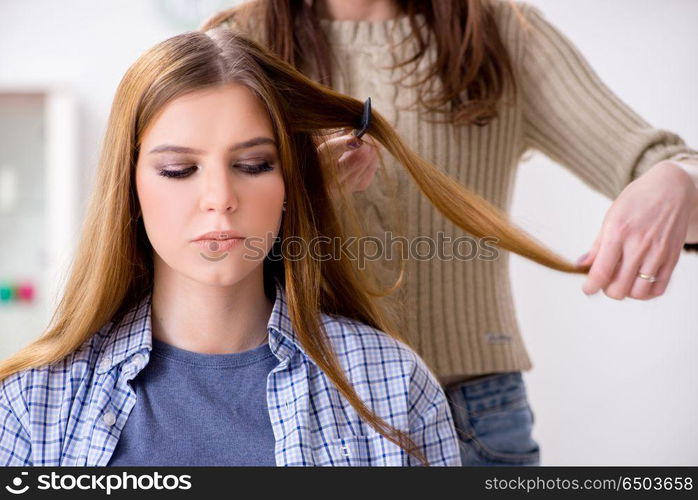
158, 162, 274, 179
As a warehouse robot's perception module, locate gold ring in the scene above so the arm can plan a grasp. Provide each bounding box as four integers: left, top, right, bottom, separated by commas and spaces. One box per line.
637, 272, 657, 283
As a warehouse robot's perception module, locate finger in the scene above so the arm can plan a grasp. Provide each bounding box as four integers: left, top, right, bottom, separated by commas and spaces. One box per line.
330, 148, 372, 197
312, 128, 345, 148
320, 127, 350, 140
582, 235, 622, 295
341, 150, 374, 191
648, 245, 682, 298
328, 127, 349, 137
355, 155, 379, 192
628, 248, 666, 300
335, 147, 371, 183
579, 231, 603, 266
603, 242, 648, 300
360, 133, 378, 148
316, 134, 364, 164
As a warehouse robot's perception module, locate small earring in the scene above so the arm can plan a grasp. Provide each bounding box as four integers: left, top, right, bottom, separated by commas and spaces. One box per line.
282, 200, 287, 212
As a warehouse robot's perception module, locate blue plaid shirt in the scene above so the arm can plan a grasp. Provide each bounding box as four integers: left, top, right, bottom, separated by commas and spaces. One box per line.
0, 282, 460, 466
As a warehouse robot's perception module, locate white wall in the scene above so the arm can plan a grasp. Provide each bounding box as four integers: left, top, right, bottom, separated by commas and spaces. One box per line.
512, 0, 698, 465
0, 0, 695, 465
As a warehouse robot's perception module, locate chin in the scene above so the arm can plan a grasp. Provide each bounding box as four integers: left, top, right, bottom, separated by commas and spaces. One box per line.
190, 260, 257, 287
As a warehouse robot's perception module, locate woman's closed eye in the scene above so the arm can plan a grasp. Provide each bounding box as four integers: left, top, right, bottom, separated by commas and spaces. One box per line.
158, 161, 274, 179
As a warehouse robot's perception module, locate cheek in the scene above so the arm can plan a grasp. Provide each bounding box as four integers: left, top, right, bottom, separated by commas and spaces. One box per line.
239, 174, 285, 259
244, 174, 285, 230
135, 167, 191, 249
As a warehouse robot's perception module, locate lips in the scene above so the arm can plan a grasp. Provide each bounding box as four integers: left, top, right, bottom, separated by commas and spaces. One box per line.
193, 230, 244, 241
193, 238, 244, 253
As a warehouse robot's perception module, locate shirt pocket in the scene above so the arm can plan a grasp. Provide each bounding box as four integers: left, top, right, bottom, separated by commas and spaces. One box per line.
318, 433, 395, 466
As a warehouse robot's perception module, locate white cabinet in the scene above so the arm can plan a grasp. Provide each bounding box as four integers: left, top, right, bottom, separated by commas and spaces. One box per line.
0, 88, 78, 359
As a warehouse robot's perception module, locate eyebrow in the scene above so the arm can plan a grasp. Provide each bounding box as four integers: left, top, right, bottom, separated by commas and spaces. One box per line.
148, 137, 276, 155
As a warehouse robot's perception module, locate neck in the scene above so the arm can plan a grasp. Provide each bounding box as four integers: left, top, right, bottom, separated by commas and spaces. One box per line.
316, 0, 400, 21
150, 256, 272, 354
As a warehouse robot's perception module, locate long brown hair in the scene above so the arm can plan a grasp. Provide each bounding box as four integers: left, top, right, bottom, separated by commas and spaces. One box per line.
0, 28, 587, 465
200, 0, 520, 126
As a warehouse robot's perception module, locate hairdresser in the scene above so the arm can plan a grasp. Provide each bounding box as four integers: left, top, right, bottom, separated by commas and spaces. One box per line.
201, 0, 698, 465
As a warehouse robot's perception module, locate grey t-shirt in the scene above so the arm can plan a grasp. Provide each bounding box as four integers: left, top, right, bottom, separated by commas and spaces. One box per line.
107, 336, 279, 466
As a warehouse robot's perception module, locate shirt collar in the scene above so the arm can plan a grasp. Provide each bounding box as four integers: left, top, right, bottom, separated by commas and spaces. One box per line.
96, 280, 306, 375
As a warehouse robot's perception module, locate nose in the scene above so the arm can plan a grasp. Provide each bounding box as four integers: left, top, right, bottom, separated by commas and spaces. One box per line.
198, 162, 239, 214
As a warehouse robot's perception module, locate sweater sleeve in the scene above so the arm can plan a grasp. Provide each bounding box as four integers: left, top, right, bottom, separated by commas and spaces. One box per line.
517, 2, 698, 201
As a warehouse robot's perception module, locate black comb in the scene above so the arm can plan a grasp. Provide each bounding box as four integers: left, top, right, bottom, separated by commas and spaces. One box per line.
351, 97, 372, 139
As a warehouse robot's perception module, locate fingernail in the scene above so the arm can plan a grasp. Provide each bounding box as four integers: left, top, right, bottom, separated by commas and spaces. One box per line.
347, 138, 362, 150
576, 252, 589, 265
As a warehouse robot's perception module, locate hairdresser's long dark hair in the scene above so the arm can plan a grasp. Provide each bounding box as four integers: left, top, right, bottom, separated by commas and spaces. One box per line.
201, 0, 521, 126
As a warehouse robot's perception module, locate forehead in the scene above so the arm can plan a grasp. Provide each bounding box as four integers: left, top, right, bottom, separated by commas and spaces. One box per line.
140, 83, 274, 148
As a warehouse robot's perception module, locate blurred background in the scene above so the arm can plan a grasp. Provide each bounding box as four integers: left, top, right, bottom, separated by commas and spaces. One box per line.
0, 0, 696, 465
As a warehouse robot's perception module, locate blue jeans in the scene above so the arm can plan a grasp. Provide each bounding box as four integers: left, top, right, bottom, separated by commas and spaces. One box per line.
443, 372, 540, 466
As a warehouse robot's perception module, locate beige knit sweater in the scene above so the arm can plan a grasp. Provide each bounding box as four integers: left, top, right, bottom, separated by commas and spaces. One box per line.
220, 1, 698, 379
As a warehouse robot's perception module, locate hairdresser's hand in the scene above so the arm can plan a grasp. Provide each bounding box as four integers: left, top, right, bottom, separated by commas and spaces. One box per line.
579, 161, 698, 300
316, 130, 380, 195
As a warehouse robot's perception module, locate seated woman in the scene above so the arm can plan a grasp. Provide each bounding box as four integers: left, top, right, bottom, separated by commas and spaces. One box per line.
0, 27, 585, 466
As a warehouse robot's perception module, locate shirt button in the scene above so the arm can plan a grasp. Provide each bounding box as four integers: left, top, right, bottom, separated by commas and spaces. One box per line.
99, 360, 110, 372
102, 411, 116, 427
131, 353, 145, 366
340, 445, 351, 457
